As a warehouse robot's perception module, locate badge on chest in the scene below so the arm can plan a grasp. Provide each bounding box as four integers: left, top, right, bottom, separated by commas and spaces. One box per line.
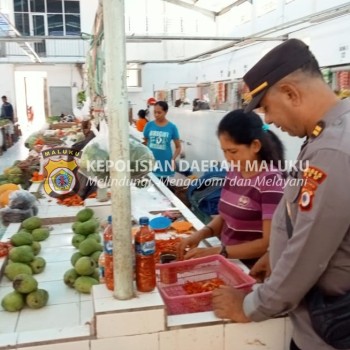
238, 195, 250, 207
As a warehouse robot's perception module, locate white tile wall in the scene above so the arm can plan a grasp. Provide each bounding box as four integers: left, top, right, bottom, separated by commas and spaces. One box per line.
167, 311, 221, 328
284, 318, 293, 350
93, 285, 164, 314
80, 300, 94, 326
224, 318, 285, 350
159, 324, 224, 350
91, 334, 159, 350
16, 303, 80, 332
0, 310, 19, 333
39, 280, 80, 305
96, 308, 165, 338
32, 261, 72, 283
0, 332, 17, 348
39, 246, 75, 263
18, 340, 90, 350
16, 325, 91, 345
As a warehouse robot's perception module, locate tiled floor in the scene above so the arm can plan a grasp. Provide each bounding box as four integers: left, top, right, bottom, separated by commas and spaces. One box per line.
0, 137, 29, 175
0, 220, 95, 344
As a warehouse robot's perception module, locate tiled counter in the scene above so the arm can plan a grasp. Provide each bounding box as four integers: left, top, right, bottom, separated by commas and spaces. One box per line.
0, 175, 292, 350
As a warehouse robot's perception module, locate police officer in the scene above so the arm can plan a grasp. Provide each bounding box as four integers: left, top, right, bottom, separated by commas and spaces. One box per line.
212, 39, 350, 350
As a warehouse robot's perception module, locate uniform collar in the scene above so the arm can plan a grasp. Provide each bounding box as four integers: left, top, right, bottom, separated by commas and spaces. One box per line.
309, 98, 350, 140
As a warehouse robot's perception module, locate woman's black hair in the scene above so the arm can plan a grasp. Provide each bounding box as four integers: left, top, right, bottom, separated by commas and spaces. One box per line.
154, 101, 169, 112
138, 109, 146, 118
217, 109, 285, 171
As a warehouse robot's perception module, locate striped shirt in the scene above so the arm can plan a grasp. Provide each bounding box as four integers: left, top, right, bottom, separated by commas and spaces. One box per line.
218, 169, 284, 246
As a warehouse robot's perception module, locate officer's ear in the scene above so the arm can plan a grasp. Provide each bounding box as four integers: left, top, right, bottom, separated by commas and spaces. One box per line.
277, 82, 302, 107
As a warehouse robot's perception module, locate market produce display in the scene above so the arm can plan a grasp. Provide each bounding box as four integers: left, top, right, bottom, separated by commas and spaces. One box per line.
0, 156, 40, 195
4, 217, 48, 276
182, 278, 226, 294
63, 208, 102, 293
1, 273, 49, 312
1, 216, 50, 312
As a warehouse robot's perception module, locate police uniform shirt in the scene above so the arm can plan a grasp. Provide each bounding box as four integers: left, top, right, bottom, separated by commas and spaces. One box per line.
243, 99, 350, 350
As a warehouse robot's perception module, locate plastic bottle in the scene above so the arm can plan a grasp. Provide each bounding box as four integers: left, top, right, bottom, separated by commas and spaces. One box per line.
135, 217, 156, 292
103, 215, 114, 290
98, 252, 105, 283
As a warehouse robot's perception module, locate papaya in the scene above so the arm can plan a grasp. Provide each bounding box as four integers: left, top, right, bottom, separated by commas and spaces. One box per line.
31, 228, 50, 241
76, 208, 94, 222
22, 216, 42, 231
10, 232, 33, 246
75, 219, 99, 236
74, 276, 99, 294
9, 246, 35, 263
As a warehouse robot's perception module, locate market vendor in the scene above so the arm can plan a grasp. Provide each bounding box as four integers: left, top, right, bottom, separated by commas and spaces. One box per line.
71, 119, 98, 199
178, 109, 284, 267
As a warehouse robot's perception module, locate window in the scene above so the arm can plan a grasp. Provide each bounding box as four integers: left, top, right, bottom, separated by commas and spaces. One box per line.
14, 0, 80, 36
47, 0, 62, 13
30, 0, 45, 12
14, 13, 30, 35
64, 1, 79, 13
65, 14, 80, 35
48, 14, 63, 35
14, 0, 28, 12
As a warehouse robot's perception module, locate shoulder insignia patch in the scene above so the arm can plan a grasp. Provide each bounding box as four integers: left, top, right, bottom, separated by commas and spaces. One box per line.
299, 166, 327, 211
311, 121, 325, 138
299, 188, 314, 211
302, 166, 327, 184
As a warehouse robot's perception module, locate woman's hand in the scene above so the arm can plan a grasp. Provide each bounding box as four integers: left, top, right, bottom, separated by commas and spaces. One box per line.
184, 246, 220, 260
177, 231, 204, 260
249, 252, 271, 283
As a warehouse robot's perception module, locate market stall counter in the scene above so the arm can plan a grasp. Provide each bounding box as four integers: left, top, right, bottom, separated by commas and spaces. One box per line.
0, 174, 290, 350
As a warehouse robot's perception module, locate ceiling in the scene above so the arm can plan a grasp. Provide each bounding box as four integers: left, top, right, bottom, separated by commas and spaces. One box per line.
162, 0, 251, 17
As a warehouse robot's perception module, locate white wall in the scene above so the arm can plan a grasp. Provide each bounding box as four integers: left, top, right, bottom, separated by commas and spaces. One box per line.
163, 107, 303, 176
128, 62, 198, 115
15, 64, 84, 116
0, 64, 16, 104
81, 0, 99, 33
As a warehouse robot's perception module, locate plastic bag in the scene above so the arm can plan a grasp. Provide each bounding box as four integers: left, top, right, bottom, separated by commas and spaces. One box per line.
0, 207, 37, 226
79, 119, 109, 180
129, 139, 154, 178
79, 120, 154, 180
9, 190, 38, 210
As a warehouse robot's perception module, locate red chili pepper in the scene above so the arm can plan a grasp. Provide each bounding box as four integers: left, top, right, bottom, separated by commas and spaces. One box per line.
183, 278, 226, 294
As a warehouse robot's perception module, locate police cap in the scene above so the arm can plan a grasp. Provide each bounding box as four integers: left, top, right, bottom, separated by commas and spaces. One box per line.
243, 39, 313, 112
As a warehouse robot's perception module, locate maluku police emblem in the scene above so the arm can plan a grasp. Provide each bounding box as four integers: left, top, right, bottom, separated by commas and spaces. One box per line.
44, 159, 78, 197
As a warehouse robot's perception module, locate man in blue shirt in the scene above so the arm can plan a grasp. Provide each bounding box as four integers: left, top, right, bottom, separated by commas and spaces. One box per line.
1, 95, 15, 147
1, 96, 14, 122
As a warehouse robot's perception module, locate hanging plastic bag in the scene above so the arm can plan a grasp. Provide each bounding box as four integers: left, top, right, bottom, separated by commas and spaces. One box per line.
79, 119, 109, 180
79, 119, 154, 181
129, 138, 154, 179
